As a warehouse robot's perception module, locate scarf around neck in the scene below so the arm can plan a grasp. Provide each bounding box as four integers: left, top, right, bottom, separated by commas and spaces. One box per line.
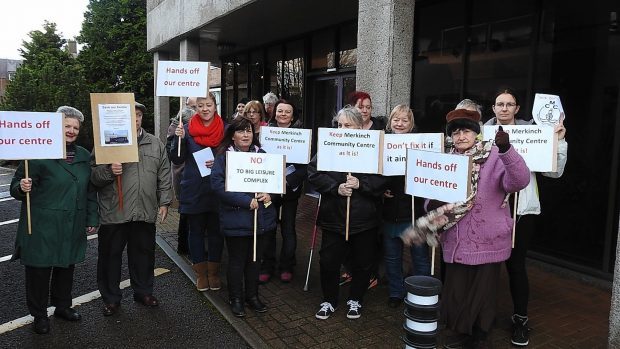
188, 112, 224, 148
401, 140, 493, 247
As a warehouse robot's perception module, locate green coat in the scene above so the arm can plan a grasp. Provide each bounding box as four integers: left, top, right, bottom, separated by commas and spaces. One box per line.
10, 146, 99, 268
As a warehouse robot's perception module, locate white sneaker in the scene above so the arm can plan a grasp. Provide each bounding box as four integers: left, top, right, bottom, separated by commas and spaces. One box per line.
346, 300, 362, 319
315, 302, 336, 320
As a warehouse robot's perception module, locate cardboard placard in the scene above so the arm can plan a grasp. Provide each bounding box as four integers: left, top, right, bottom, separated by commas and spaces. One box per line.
225, 152, 285, 194
405, 149, 472, 202
156, 60, 209, 97
91, 93, 139, 164
482, 125, 557, 172
316, 128, 383, 174
0, 111, 65, 160
382, 133, 444, 176
259, 126, 312, 164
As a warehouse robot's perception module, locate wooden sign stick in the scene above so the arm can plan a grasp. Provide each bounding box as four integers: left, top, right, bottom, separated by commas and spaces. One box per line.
512, 192, 518, 248
117, 176, 123, 211
25, 160, 32, 235
431, 246, 436, 276
177, 117, 182, 157
345, 173, 352, 241
253, 193, 258, 262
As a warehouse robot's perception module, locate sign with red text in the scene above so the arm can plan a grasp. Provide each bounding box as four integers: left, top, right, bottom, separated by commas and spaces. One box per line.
225, 152, 285, 194
259, 126, 312, 164
0, 111, 65, 160
316, 128, 383, 174
382, 133, 444, 176
405, 150, 471, 202
482, 125, 556, 172
156, 60, 209, 97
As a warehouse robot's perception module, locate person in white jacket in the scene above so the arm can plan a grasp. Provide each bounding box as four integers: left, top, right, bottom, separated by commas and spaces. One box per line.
485, 88, 567, 347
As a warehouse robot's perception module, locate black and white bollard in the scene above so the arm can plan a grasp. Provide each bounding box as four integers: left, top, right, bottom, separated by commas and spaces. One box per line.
402, 275, 442, 349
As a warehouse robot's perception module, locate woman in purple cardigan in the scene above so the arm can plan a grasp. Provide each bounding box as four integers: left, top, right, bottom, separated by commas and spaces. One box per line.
402, 109, 530, 348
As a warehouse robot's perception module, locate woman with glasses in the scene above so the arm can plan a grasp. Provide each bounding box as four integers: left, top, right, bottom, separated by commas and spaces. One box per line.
244, 100, 268, 138
211, 117, 276, 317
484, 88, 568, 347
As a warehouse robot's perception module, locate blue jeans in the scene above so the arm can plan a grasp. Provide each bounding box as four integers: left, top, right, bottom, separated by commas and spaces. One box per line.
187, 212, 224, 264
383, 222, 431, 298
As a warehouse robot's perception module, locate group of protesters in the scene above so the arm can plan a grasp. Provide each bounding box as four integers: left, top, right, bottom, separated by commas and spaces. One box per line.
10, 86, 567, 349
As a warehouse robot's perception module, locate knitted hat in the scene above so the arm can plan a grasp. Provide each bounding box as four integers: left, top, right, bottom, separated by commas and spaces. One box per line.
445, 109, 481, 135
135, 102, 147, 114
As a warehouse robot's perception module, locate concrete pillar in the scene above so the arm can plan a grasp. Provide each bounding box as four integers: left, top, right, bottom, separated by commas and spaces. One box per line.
609, 206, 620, 345
176, 38, 202, 110
153, 51, 169, 143
356, 0, 414, 118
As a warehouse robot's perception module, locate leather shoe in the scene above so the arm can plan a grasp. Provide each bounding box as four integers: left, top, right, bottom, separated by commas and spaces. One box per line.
54, 307, 81, 321
387, 297, 402, 308
133, 294, 159, 307
246, 296, 267, 313
32, 317, 49, 334
102, 303, 120, 316
230, 298, 245, 317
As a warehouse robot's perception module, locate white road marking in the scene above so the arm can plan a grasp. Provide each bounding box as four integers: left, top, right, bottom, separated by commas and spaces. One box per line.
0, 235, 98, 263
0, 219, 18, 226
0, 268, 170, 334
0, 184, 9, 187
0, 197, 14, 202
0, 173, 11, 176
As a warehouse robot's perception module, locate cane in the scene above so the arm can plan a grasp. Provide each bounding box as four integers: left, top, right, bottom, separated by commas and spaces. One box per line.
303, 195, 322, 291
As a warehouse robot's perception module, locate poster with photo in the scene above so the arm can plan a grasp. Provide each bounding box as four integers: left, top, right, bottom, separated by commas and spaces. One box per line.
98, 104, 133, 147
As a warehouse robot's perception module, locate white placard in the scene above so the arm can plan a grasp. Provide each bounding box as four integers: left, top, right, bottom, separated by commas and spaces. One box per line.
259, 126, 312, 164
225, 152, 285, 194
0, 111, 65, 160
532, 93, 564, 126
405, 149, 471, 203
156, 60, 209, 97
482, 125, 556, 172
192, 147, 214, 177
316, 128, 383, 174
382, 133, 444, 176
98, 104, 133, 147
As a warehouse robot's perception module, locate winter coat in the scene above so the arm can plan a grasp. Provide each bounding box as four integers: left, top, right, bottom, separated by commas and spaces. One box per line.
10, 146, 99, 267
484, 117, 568, 215
91, 130, 173, 225
169, 123, 222, 214
440, 147, 530, 265
211, 147, 277, 237
307, 155, 388, 235
382, 175, 425, 224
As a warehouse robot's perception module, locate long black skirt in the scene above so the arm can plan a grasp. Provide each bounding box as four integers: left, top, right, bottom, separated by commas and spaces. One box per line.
440, 262, 501, 335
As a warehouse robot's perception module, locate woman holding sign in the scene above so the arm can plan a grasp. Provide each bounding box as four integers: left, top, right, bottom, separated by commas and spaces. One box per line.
10, 106, 98, 334
382, 105, 430, 308
211, 117, 277, 317
308, 107, 388, 320
170, 92, 225, 292
402, 109, 530, 347
485, 88, 568, 346
259, 99, 308, 283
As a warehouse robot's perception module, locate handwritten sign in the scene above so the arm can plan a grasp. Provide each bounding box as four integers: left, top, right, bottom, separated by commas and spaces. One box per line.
316, 128, 383, 174
482, 125, 556, 172
382, 133, 444, 176
225, 152, 285, 194
405, 149, 471, 202
532, 93, 564, 126
259, 126, 312, 164
0, 111, 65, 160
156, 60, 209, 97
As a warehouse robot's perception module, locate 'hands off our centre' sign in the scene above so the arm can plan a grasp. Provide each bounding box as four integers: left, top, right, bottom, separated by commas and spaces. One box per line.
382, 133, 444, 176
225, 152, 286, 194
156, 60, 209, 97
259, 126, 312, 164
0, 111, 65, 160
482, 125, 557, 172
316, 128, 383, 174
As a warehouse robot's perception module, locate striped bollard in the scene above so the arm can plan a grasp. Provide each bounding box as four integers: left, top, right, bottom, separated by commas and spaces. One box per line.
403, 275, 442, 349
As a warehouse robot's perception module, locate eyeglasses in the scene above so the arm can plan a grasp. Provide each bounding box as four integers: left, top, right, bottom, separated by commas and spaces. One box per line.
494, 102, 517, 108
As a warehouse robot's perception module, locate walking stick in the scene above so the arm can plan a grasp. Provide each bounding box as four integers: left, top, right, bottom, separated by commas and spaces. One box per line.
25, 160, 32, 235
253, 193, 258, 262
304, 195, 321, 291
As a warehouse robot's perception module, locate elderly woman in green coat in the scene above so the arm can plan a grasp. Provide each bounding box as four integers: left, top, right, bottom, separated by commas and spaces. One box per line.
10, 106, 98, 335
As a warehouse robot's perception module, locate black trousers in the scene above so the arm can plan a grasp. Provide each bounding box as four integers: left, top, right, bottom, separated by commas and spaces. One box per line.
97, 222, 155, 305
226, 234, 265, 301
319, 228, 377, 307
505, 214, 536, 316
25, 265, 75, 318
262, 199, 299, 273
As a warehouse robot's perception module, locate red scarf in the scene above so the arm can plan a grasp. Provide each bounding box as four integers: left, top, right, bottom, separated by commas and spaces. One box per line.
188, 112, 224, 147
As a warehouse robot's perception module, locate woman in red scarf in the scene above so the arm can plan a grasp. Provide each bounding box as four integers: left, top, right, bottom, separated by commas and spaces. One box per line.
170, 92, 226, 292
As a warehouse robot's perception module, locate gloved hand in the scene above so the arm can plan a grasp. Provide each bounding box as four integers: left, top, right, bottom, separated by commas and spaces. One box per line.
495, 125, 510, 153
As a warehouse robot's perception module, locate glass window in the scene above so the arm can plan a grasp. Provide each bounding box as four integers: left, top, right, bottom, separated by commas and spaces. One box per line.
249, 50, 264, 100
311, 28, 336, 71
339, 21, 357, 68
266, 45, 282, 97
284, 40, 305, 118
223, 61, 235, 119
236, 54, 248, 102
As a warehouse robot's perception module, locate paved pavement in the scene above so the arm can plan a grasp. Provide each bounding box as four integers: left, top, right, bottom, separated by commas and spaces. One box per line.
157, 195, 612, 349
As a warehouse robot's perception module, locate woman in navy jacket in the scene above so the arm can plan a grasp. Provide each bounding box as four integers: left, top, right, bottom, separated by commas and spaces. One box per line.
211, 117, 277, 317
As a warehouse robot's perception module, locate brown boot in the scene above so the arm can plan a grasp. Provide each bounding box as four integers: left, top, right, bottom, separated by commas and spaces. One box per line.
192, 262, 209, 291
207, 261, 221, 290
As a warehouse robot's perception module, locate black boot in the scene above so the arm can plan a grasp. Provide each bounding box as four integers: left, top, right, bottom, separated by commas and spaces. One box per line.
246, 296, 267, 313
32, 317, 50, 334
230, 298, 245, 317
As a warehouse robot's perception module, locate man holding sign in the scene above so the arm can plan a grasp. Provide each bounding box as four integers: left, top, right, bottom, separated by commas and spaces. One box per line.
485, 88, 568, 347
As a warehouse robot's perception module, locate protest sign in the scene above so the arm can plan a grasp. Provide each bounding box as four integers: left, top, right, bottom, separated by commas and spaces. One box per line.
532, 93, 564, 126
91, 93, 139, 165
156, 60, 209, 97
0, 111, 65, 160
259, 126, 312, 164
382, 133, 443, 176
405, 149, 471, 203
192, 147, 214, 177
225, 152, 285, 194
482, 125, 557, 172
316, 128, 383, 174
